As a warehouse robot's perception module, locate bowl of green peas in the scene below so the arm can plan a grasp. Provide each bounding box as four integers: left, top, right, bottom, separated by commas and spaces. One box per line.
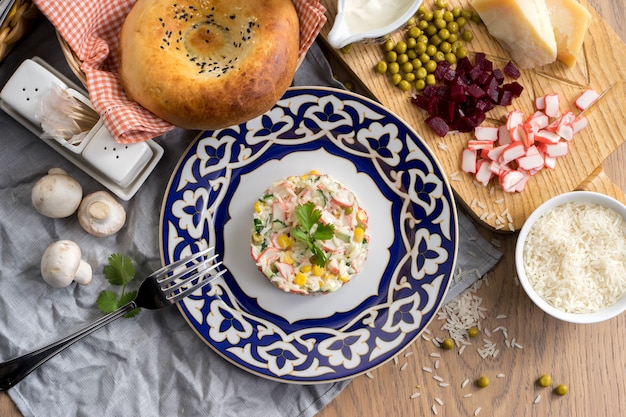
328, 0, 424, 49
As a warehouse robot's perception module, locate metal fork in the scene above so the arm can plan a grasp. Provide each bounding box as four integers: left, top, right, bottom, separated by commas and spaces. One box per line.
0, 247, 225, 391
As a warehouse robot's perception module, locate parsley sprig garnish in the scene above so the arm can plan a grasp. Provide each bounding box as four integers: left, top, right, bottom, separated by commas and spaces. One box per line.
96, 254, 141, 318
291, 202, 335, 267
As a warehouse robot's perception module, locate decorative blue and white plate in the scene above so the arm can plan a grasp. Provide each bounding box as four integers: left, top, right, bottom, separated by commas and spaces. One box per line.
160, 87, 458, 383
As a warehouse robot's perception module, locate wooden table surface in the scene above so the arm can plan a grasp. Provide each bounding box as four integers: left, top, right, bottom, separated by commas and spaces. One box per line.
1, 1, 625, 416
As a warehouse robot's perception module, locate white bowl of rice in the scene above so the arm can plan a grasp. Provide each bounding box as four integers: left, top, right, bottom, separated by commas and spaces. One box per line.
515, 191, 626, 324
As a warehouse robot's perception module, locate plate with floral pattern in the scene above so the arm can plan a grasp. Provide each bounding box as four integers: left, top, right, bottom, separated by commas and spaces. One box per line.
160, 86, 458, 383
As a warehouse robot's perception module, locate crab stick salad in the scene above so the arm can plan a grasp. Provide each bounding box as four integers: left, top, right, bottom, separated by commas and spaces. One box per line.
250, 171, 370, 295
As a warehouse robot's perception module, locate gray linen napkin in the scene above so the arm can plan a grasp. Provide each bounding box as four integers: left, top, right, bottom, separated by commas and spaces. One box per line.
0, 20, 501, 417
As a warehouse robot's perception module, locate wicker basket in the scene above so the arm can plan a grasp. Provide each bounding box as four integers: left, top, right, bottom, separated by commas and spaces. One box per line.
0, 0, 41, 63
57, 31, 87, 87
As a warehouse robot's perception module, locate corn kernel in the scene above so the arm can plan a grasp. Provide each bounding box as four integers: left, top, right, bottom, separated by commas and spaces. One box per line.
300, 265, 312, 273
312, 265, 325, 277
356, 208, 368, 224
339, 275, 350, 283
251, 233, 263, 244
353, 226, 365, 243
325, 273, 337, 282
277, 234, 292, 249
294, 273, 307, 286
254, 201, 262, 213
283, 251, 295, 265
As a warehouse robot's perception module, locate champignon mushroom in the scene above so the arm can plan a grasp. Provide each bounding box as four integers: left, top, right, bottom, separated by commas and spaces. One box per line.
31, 168, 83, 218
77, 191, 126, 237
41, 240, 92, 288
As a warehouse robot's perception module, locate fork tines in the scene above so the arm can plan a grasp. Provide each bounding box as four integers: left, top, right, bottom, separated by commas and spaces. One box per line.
155, 247, 226, 301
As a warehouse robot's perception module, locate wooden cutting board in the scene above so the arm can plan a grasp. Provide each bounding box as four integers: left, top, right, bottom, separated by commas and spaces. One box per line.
318, 0, 626, 231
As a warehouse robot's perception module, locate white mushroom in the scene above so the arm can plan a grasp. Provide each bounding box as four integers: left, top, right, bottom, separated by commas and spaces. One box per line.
31, 168, 83, 218
77, 191, 126, 237
41, 240, 92, 288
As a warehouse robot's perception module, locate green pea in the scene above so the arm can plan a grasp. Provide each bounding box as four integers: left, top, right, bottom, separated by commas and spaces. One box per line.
387, 61, 400, 74
375, 61, 388, 74
444, 52, 457, 64
397, 53, 409, 64
397, 79, 411, 91
434, 51, 445, 62
382, 39, 395, 52
447, 21, 459, 34
404, 72, 416, 82
424, 59, 437, 73
426, 44, 437, 56
415, 42, 427, 55
425, 74, 436, 85
439, 41, 452, 54
443, 11, 454, 23
452, 7, 461, 18
537, 374, 552, 388
415, 79, 426, 91
438, 28, 450, 40
406, 37, 417, 51
419, 52, 431, 64
385, 50, 397, 62
411, 58, 422, 69
441, 338, 455, 350
418, 19, 430, 30
456, 46, 468, 59
395, 41, 408, 54
407, 49, 418, 60
415, 67, 427, 79
430, 34, 442, 46
417, 34, 429, 44
422, 11, 433, 21
447, 33, 458, 44
433, 9, 444, 20
456, 16, 467, 28
390, 72, 402, 85
462, 30, 474, 42
408, 26, 422, 38
554, 384, 568, 396
476, 376, 490, 388
426, 24, 438, 36
467, 326, 479, 337
435, 0, 448, 8
460, 10, 473, 20
434, 18, 447, 30
401, 61, 414, 73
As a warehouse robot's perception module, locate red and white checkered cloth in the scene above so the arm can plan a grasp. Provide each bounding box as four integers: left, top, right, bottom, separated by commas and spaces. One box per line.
33, 0, 327, 143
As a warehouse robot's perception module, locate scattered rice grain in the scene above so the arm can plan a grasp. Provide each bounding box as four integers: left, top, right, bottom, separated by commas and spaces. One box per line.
430, 352, 441, 358
400, 362, 408, 371
423, 367, 433, 373
534, 394, 541, 404
433, 375, 444, 382
410, 392, 421, 399
464, 393, 473, 398
432, 404, 438, 415
497, 373, 505, 378
366, 371, 374, 379
474, 406, 482, 416
461, 378, 470, 388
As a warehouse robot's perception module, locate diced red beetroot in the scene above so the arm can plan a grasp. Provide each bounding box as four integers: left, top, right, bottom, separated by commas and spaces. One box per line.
492, 68, 504, 84
440, 100, 457, 123
474, 52, 492, 72
466, 84, 486, 98
498, 89, 514, 106
502, 81, 524, 97
485, 77, 500, 102
412, 94, 436, 114
503, 61, 521, 79
433, 61, 452, 81
426, 116, 450, 137
450, 84, 466, 103
475, 98, 494, 114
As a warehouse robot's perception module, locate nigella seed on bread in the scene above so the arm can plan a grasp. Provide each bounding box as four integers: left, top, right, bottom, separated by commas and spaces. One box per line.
118, 0, 300, 130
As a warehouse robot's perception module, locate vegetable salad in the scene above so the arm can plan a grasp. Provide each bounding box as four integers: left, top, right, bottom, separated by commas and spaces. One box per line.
250, 172, 370, 295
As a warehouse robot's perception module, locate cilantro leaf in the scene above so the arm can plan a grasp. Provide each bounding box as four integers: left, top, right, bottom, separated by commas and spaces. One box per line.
96, 290, 121, 313
103, 253, 135, 286
97, 254, 141, 318
292, 203, 335, 267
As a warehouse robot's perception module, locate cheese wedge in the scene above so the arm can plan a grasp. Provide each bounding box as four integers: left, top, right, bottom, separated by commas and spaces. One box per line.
471, 0, 557, 69
545, 0, 591, 67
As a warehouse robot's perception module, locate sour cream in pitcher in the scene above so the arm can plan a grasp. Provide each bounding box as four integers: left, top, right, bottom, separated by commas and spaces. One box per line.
328, 0, 422, 48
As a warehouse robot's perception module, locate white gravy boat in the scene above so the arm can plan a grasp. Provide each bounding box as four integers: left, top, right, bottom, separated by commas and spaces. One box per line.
327, 0, 423, 49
